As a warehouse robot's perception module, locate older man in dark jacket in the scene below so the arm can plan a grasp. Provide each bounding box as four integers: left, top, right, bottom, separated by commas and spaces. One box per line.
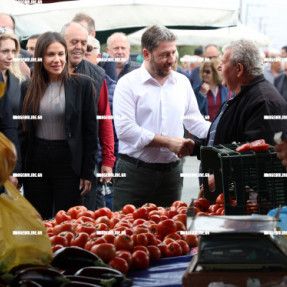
192, 39, 287, 158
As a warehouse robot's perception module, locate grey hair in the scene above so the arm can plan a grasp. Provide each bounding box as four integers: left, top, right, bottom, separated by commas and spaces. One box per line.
88, 36, 100, 54
60, 22, 88, 37
223, 39, 263, 77
141, 25, 176, 53
106, 32, 129, 49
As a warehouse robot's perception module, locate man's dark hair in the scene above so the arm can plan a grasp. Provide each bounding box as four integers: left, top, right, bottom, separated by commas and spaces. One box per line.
282, 46, 287, 53
28, 34, 41, 40
141, 25, 176, 53
194, 47, 203, 56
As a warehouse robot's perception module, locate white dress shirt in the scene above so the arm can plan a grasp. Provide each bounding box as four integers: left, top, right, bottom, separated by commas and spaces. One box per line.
113, 64, 211, 163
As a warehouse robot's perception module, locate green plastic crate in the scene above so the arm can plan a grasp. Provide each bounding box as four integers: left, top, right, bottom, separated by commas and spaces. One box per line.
201, 144, 287, 215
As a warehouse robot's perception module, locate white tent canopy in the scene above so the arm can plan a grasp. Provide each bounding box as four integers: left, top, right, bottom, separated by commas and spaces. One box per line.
1, 0, 239, 40
127, 23, 271, 48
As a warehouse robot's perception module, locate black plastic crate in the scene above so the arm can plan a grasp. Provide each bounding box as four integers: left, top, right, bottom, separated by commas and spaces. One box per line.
201, 144, 287, 215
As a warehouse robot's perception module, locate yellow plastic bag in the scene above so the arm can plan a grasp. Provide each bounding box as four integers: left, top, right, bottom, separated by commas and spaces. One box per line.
0, 133, 53, 273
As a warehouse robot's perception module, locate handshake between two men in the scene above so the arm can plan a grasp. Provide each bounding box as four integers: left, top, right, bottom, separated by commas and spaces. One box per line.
169, 137, 195, 159
147, 135, 195, 159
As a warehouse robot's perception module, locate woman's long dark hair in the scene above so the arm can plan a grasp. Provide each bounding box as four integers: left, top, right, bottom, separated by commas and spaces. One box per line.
22, 32, 69, 129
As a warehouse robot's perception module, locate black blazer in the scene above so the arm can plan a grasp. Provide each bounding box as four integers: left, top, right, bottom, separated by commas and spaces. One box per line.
20, 74, 98, 181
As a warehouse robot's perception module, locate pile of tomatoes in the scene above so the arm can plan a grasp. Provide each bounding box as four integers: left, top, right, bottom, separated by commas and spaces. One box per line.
192, 193, 237, 216
43, 201, 198, 274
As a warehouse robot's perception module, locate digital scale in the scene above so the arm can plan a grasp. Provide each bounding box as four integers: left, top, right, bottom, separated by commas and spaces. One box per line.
190, 215, 287, 270
182, 215, 287, 286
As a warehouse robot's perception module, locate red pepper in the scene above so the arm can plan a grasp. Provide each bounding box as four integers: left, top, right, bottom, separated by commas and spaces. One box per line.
236, 139, 269, 152
236, 143, 251, 152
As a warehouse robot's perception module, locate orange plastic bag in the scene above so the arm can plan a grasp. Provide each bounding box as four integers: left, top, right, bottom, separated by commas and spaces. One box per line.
0, 133, 52, 273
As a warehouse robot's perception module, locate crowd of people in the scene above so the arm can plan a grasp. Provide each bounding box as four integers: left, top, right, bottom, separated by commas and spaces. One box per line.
0, 12, 287, 218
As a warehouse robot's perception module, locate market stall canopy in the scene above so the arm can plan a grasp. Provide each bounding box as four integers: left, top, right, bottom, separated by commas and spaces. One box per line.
1, 0, 239, 43
127, 23, 271, 48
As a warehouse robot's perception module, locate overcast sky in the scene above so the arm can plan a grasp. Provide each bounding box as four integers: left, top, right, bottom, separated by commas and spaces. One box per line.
240, 0, 287, 51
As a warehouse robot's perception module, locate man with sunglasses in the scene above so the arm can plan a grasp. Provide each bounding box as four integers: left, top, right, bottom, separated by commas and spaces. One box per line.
61, 22, 115, 210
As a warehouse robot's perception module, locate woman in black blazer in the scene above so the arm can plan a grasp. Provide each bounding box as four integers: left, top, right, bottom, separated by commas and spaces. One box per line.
20, 32, 98, 219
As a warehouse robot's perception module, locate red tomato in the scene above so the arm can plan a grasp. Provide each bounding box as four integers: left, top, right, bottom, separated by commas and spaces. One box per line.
132, 250, 150, 269
52, 244, 64, 253
175, 221, 186, 231
91, 243, 116, 263
115, 250, 132, 268
70, 232, 89, 248
133, 226, 150, 235
133, 208, 149, 220
122, 204, 137, 214
156, 243, 168, 257
164, 232, 181, 241
216, 193, 224, 205
198, 198, 210, 211
67, 206, 87, 219
132, 233, 148, 246
149, 224, 158, 235
102, 234, 116, 244
236, 143, 251, 152
132, 219, 146, 226
193, 200, 203, 211
132, 245, 150, 256
166, 242, 182, 257
95, 216, 110, 227
46, 227, 54, 237
185, 234, 198, 248
95, 223, 109, 232
165, 208, 178, 219
142, 203, 158, 212
110, 217, 120, 229
160, 214, 169, 221
94, 207, 112, 219
77, 216, 95, 224
163, 238, 174, 245
216, 207, 225, 215
84, 237, 107, 250
55, 210, 72, 224
76, 210, 95, 219
177, 206, 187, 214
172, 214, 186, 226
149, 210, 160, 216
208, 204, 222, 213
53, 222, 75, 235
147, 245, 161, 260
43, 220, 53, 228
171, 201, 187, 210
149, 214, 161, 223
75, 222, 95, 235
114, 234, 134, 251
157, 219, 177, 237
176, 239, 190, 255
142, 233, 156, 246
50, 235, 69, 247
58, 231, 74, 245
109, 257, 129, 274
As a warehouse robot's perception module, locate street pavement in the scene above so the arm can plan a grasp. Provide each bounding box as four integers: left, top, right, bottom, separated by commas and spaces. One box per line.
181, 156, 201, 204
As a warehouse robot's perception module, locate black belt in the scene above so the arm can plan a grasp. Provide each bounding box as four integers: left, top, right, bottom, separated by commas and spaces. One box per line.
119, 154, 180, 171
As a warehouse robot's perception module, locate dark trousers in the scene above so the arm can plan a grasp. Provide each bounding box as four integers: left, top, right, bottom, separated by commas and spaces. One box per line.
113, 156, 183, 211
23, 138, 81, 220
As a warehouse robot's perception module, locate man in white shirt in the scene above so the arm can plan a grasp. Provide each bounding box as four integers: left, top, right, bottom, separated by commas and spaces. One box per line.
113, 25, 210, 211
